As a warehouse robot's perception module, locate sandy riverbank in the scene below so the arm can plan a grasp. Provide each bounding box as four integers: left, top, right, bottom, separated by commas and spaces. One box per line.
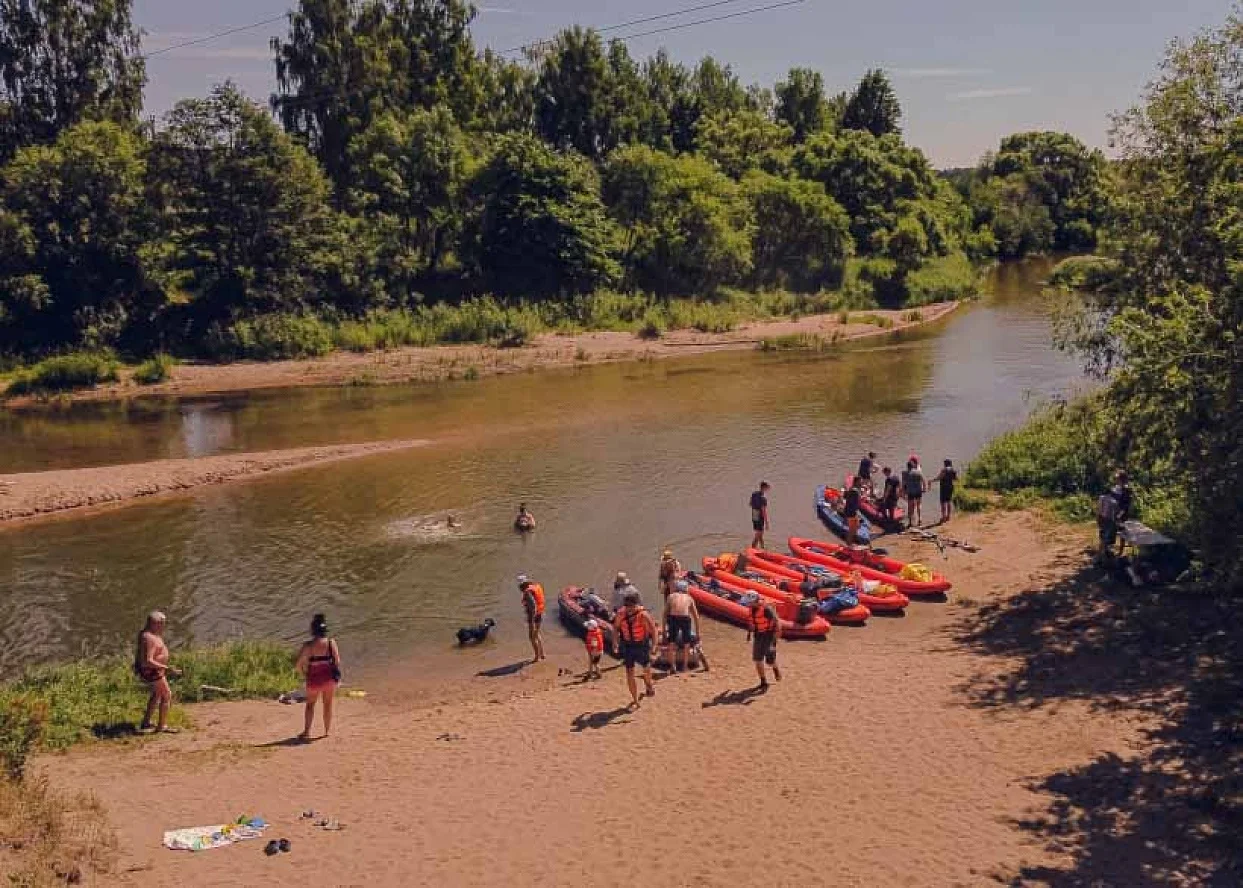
0, 440, 427, 527
4, 303, 959, 407
37, 510, 1152, 887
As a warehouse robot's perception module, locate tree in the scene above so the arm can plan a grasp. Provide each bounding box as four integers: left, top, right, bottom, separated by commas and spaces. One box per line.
531, 28, 638, 161
460, 133, 621, 298
841, 69, 901, 137
0, 0, 145, 164
639, 50, 695, 152
775, 68, 830, 141
743, 171, 852, 291
603, 146, 753, 295
349, 106, 471, 281
0, 121, 157, 355
150, 84, 349, 331
693, 110, 792, 179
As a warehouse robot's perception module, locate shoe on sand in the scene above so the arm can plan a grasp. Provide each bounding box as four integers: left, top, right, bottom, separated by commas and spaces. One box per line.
264, 841, 280, 856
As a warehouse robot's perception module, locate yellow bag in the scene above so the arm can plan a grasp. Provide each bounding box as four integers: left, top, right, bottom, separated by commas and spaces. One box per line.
899, 563, 933, 583
873, 583, 899, 598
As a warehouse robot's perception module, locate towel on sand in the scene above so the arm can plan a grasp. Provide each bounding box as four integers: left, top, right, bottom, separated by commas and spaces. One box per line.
163, 817, 267, 852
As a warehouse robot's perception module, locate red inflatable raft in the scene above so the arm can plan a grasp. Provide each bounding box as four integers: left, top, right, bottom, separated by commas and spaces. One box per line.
844, 474, 905, 530
740, 550, 910, 613
681, 572, 830, 638
787, 537, 952, 597
699, 558, 870, 626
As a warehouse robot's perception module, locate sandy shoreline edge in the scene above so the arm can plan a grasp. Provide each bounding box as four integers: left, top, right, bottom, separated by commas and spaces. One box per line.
0, 439, 429, 528
3, 302, 960, 407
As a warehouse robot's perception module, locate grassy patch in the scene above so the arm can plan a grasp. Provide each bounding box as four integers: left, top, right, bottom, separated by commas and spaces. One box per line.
902, 309, 925, 323
903, 251, 980, 306
132, 353, 176, 385
0, 776, 116, 887
758, 333, 831, 352
1047, 254, 1119, 291
850, 313, 895, 329
0, 642, 298, 752
952, 487, 993, 513
5, 353, 120, 396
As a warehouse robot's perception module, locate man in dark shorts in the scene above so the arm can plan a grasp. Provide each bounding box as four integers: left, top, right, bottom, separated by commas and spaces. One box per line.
661, 579, 701, 673
747, 598, 782, 689
843, 481, 863, 544
613, 592, 657, 708
880, 466, 901, 524
932, 458, 959, 524
857, 452, 877, 493
750, 481, 770, 549
902, 459, 925, 528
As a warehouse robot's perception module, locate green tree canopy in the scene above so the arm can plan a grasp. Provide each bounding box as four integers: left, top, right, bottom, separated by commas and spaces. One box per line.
743, 171, 852, 291
693, 110, 792, 179
775, 67, 831, 141
0, 0, 145, 164
460, 133, 621, 298
841, 69, 901, 137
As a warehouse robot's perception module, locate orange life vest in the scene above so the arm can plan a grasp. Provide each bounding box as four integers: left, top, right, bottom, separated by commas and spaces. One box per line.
616, 606, 651, 642
524, 583, 545, 616
584, 625, 604, 653
750, 602, 777, 634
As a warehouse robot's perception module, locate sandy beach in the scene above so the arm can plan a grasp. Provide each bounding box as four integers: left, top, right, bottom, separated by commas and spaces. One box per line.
2, 303, 959, 407
38, 510, 1151, 887
0, 440, 428, 527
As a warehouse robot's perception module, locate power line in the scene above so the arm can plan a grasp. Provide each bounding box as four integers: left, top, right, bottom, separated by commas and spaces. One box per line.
142, 13, 290, 60
592, 0, 805, 47
500, 0, 752, 54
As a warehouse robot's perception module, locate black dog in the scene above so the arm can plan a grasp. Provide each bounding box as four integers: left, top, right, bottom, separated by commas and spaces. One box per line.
456, 618, 496, 646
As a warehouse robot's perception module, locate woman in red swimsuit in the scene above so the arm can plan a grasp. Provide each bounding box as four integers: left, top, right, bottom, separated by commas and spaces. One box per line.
296, 613, 341, 741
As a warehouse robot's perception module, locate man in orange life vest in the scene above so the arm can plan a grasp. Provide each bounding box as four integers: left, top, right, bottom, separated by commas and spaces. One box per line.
747, 597, 782, 689
518, 574, 546, 663
613, 591, 658, 708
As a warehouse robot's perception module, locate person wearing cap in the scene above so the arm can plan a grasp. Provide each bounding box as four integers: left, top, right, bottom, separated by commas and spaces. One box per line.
661, 579, 701, 673
750, 481, 771, 549
930, 458, 959, 524
518, 575, 546, 662
657, 549, 681, 596
296, 613, 342, 741
611, 571, 640, 612
583, 618, 605, 680
613, 591, 657, 708
134, 611, 182, 734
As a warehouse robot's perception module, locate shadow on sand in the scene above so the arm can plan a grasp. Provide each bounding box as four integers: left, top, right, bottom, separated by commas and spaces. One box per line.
570, 707, 633, 732
476, 661, 528, 678
701, 686, 766, 708
954, 560, 1243, 885
254, 735, 323, 748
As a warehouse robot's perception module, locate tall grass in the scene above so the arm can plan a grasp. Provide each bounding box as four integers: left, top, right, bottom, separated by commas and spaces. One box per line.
903, 252, 980, 306
5, 352, 120, 395
132, 353, 176, 385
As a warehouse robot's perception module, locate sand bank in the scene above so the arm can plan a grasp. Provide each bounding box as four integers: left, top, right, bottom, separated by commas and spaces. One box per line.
42, 511, 1148, 886
0, 440, 427, 527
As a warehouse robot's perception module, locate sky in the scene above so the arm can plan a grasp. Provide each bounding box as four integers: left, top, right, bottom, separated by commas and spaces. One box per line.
135, 0, 1232, 168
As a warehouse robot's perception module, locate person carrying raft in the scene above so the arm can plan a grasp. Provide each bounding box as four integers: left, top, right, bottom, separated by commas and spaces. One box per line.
613, 591, 657, 709
746, 597, 782, 690
515, 503, 536, 532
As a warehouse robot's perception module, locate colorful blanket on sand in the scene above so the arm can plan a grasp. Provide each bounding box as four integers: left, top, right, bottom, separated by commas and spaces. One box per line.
163, 817, 267, 852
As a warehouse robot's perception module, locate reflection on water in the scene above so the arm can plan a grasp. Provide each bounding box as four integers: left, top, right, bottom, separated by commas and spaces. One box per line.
0, 260, 1084, 674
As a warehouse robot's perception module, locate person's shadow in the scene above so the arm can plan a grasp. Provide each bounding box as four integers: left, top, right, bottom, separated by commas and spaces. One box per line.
476, 661, 527, 678
702, 686, 766, 708
570, 706, 633, 732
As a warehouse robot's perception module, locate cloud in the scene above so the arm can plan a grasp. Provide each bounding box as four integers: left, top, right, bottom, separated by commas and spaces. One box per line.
890, 67, 992, 79
948, 86, 1034, 101
478, 6, 529, 13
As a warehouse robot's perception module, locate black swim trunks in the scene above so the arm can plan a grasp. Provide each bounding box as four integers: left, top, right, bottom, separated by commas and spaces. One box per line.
751, 631, 777, 665
666, 614, 693, 646
620, 640, 650, 668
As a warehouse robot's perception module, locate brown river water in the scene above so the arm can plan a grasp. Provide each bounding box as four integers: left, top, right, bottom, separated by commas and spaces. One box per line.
0, 260, 1085, 679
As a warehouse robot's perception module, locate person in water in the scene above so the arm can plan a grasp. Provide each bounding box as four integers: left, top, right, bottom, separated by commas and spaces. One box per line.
750, 481, 771, 549
880, 466, 901, 525
613, 591, 657, 708
295, 613, 341, 741
931, 459, 959, 524
857, 451, 877, 493
658, 549, 681, 596
747, 597, 782, 690
583, 619, 605, 680
135, 611, 182, 734
843, 481, 863, 545
515, 503, 536, 532
662, 579, 702, 673
518, 575, 546, 662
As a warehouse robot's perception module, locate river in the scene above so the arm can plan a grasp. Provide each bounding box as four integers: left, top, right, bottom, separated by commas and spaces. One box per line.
0, 260, 1084, 677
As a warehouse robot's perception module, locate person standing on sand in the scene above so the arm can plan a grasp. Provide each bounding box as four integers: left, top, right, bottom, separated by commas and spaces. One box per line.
747, 597, 782, 690
583, 619, 605, 680
661, 579, 701, 673
843, 481, 863, 544
902, 459, 925, 528
296, 614, 341, 741
1111, 470, 1133, 555
658, 549, 681, 596
880, 467, 901, 525
614, 591, 657, 708
518, 575, 546, 662
750, 481, 771, 549
135, 611, 182, 734
857, 452, 877, 494
611, 572, 640, 611
930, 459, 958, 524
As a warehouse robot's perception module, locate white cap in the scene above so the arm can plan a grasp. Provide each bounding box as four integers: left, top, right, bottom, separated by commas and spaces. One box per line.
516, 574, 530, 585
585, 619, 598, 630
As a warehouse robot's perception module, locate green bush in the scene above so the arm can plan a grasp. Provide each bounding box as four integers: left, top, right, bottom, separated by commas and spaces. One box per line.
965, 401, 1106, 496
205, 314, 335, 361
903, 252, 979, 307
758, 333, 830, 352
636, 309, 664, 339
851, 313, 894, 329
5, 352, 120, 395
952, 487, 992, 513
1047, 255, 1119, 291
0, 641, 298, 751
133, 353, 175, 385
0, 696, 47, 780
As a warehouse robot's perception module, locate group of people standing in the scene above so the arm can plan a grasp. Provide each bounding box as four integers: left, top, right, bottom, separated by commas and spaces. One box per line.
853, 452, 960, 529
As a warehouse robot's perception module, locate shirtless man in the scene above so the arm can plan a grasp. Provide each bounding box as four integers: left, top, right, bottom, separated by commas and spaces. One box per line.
661, 579, 702, 672
135, 611, 182, 734
658, 549, 681, 596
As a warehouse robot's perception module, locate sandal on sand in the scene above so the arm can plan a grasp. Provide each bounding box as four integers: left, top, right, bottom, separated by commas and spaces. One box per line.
264, 841, 280, 856
159, 727, 181, 734
321, 819, 344, 831
278, 839, 292, 853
